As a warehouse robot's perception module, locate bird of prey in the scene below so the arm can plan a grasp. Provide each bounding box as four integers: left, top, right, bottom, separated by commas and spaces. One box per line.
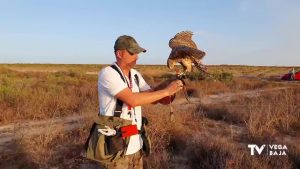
167, 31, 207, 75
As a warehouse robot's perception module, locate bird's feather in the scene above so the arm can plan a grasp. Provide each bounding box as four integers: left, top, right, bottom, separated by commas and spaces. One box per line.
168, 46, 205, 60
169, 31, 197, 49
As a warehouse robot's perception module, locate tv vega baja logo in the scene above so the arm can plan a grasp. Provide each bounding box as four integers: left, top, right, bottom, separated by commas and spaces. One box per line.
248, 144, 287, 156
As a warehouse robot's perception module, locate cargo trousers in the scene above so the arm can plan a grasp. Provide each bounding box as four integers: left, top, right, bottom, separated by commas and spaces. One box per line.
100, 150, 143, 169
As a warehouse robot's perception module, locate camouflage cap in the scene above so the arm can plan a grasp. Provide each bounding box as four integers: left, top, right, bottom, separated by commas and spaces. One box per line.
114, 35, 146, 54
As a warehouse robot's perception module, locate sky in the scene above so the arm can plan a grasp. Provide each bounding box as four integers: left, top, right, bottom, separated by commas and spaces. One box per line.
0, 0, 300, 66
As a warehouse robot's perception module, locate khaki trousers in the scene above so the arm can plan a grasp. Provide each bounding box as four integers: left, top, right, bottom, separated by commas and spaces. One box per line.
101, 150, 143, 169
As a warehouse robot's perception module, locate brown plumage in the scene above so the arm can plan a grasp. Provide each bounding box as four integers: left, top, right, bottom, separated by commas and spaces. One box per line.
168, 31, 207, 73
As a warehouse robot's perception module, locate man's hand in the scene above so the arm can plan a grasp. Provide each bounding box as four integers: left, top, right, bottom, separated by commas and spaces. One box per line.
154, 79, 183, 105
164, 80, 184, 96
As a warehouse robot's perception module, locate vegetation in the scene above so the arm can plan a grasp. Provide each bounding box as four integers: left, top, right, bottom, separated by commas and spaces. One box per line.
0, 64, 299, 169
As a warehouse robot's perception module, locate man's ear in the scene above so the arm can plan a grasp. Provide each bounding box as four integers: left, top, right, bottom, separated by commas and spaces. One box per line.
115, 50, 122, 59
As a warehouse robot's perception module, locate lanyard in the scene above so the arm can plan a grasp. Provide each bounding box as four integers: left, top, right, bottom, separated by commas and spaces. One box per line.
115, 64, 137, 122
125, 71, 137, 122
126, 71, 133, 111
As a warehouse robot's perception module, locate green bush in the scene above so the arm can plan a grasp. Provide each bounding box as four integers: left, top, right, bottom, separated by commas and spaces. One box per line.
0, 85, 22, 107
158, 71, 234, 83
158, 73, 176, 80
188, 72, 206, 81
216, 72, 234, 83
188, 71, 233, 83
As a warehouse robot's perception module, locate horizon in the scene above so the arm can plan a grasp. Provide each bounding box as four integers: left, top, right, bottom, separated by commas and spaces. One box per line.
1, 63, 299, 68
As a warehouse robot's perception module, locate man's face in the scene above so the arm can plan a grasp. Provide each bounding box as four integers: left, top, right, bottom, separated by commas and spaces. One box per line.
118, 50, 139, 68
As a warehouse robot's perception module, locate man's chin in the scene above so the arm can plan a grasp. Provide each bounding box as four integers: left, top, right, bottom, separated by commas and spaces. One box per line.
129, 61, 137, 68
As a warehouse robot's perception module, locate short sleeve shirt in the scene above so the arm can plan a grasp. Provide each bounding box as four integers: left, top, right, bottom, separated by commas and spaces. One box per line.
98, 63, 151, 155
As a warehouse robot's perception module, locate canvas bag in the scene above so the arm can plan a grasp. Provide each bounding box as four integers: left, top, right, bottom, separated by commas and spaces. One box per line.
84, 115, 132, 164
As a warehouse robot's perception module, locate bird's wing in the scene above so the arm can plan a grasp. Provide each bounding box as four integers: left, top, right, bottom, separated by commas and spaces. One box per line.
168, 46, 205, 60
169, 31, 197, 49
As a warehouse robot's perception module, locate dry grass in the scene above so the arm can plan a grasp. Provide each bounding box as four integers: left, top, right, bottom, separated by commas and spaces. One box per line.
143, 98, 299, 169
0, 64, 299, 169
245, 88, 300, 138
0, 66, 98, 124
0, 118, 94, 169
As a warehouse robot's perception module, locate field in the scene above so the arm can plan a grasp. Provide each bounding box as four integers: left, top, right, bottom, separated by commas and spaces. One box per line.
0, 64, 299, 169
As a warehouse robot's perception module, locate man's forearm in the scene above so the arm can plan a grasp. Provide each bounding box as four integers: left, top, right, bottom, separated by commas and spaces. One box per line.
116, 88, 169, 107
116, 80, 183, 107
132, 90, 169, 106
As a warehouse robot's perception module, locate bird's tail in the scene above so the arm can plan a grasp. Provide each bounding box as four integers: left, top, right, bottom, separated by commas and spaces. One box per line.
193, 59, 208, 73
193, 59, 216, 80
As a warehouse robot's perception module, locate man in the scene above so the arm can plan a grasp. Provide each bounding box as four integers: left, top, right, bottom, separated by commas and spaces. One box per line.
98, 35, 183, 169
291, 68, 295, 80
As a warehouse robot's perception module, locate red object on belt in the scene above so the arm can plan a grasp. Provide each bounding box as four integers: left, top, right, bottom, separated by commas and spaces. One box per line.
121, 125, 138, 138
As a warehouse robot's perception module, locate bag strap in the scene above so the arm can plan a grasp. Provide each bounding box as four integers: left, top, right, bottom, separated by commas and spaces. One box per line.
110, 64, 141, 117
84, 122, 97, 151
110, 65, 125, 117
134, 74, 140, 91
111, 65, 126, 83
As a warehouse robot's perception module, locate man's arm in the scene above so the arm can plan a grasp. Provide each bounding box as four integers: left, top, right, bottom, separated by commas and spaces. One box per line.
140, 88, 154, 92
116, 80, 183, 107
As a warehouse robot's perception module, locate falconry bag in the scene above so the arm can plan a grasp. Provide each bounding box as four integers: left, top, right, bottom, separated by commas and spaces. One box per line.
84, 115, 132, 164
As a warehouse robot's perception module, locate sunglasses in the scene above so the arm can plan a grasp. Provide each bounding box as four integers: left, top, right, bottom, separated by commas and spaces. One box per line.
126, 50, 135, 55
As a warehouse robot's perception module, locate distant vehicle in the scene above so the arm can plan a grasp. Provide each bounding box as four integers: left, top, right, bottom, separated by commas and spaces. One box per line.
281, 69, 300, 81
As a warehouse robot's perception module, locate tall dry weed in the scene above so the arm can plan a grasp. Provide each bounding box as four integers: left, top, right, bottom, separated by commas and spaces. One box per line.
0, 69, 98, 124
245, 88, 300, 138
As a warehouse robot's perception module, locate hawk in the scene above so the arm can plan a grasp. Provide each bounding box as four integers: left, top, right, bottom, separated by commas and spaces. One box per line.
167, 31, 207, 75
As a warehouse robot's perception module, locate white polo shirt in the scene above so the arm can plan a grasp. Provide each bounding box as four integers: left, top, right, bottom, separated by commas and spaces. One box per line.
98, 63, 151, 155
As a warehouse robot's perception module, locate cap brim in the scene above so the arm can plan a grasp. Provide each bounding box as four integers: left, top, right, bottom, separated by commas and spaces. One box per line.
128, 46, 147, 54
